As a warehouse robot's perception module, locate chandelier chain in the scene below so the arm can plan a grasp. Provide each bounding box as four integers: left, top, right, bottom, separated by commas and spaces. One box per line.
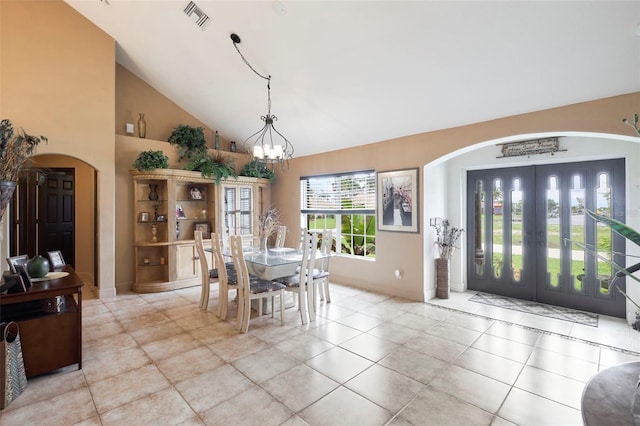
230, 32, 292, 171
232, 40, 272, 114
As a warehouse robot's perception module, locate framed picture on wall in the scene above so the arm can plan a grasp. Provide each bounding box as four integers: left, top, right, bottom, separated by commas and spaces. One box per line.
377, 168, 419, 233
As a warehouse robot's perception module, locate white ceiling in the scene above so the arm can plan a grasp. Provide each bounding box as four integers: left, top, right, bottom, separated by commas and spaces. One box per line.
65, 0, 640, 158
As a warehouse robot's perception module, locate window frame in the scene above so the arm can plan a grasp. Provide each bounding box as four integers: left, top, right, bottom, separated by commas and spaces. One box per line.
300, 170, 376, 258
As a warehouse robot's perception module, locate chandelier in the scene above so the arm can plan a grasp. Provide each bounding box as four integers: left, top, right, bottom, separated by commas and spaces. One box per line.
231, 33, 294, 171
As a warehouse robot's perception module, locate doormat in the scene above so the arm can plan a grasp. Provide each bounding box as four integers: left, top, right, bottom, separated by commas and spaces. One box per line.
469, 293, 599, 327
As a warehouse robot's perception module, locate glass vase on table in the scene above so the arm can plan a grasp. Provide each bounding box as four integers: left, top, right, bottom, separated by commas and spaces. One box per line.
260, 235, 269, 253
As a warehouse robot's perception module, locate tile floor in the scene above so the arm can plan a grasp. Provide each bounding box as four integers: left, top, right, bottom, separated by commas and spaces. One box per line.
1, 282, 639, 426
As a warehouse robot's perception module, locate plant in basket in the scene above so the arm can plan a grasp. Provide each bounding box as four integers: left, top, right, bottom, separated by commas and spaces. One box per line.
431, 218, 464, 299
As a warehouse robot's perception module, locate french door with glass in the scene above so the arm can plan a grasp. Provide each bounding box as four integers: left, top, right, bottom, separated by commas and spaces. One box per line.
466, 159, 626, 317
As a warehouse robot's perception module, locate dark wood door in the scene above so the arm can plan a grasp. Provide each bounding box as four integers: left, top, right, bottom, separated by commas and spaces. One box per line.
10, 172, 39, 257
467, 159, 626, 318
39, 170, 75, 267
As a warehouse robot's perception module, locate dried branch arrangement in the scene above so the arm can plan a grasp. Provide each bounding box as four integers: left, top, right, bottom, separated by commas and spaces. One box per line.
0, 119, 47, 182
258, 207, 280, 240
433, 218, 464, 260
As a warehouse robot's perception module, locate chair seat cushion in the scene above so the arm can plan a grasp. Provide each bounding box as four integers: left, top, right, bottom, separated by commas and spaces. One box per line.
313, 269, 329, 279
210, 263, 236, 279
248, 279, 286, 294
276, 275, 301, 287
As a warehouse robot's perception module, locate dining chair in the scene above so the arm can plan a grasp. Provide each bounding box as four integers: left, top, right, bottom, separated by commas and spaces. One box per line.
230, 235, 286, 333
313, 229, 333, 304
275, 225, 287, 248
194, 230, 215, 310
297, 227, 308, 251
210, 232, 238, 320
276, 231, 318, 324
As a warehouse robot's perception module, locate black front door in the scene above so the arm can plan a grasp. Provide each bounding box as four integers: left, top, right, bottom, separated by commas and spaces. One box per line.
467, 159, 626, 318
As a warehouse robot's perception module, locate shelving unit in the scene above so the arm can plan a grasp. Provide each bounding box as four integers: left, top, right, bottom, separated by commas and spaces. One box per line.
131, 169, 270, 293
131, 169, 216, 292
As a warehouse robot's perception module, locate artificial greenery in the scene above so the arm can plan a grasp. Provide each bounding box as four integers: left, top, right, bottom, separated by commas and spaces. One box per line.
622, 113, 640, 136
167, 124, 207, 161
571, 210, 640, 315
239, 159, 276, 182
184, 151, 237, 184
132, 150, 169, 171
0, 119, 47, 182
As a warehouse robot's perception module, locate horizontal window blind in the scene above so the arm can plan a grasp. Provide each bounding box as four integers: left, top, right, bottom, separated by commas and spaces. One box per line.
301, 170, 376, 214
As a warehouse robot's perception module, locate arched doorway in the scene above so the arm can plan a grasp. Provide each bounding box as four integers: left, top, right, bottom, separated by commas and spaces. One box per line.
423, 132, 640, 320
9, 154, 98, 286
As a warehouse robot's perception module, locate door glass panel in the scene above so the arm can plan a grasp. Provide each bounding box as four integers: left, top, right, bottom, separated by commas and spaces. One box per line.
546, 175, 560, 287
596, 172, 613, 294
492, 178, 503, 279
511, 178, 522, 281
239, 187, 252, 236
224, 187, 236, 235
571, 174, 585, 291
473, 179, 485, 277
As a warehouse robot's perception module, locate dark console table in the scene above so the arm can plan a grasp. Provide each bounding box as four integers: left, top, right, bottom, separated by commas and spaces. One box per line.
581, 361, 640, 425
0, 266, 83, 378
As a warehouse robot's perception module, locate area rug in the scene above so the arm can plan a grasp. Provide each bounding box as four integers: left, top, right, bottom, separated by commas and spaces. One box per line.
469, 292, 599, 327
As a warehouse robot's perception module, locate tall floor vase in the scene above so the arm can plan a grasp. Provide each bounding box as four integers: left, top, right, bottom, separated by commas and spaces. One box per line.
436, 258, 449, 299
0, 181, 17, 223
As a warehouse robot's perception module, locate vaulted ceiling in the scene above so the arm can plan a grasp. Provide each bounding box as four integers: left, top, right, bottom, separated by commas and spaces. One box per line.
66, 1, 640, 158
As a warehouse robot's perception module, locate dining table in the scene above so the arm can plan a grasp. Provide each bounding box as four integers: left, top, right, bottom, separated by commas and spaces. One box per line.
207, 245, 331, 313
240, 247, 306, 280
209, 245, 330, 281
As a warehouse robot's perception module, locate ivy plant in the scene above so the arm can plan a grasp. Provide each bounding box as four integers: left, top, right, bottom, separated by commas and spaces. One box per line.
132, 150, 168, 171
167, 124, 207, 161
239, 159, 275, 182
184, 151, 237, 184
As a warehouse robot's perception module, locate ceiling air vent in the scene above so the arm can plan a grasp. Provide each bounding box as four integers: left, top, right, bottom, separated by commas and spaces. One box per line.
184, 1, 210, 30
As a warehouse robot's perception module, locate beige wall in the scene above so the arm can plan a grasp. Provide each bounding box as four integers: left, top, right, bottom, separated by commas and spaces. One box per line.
273, 93, 640, 301
116, 64, 235, 151
1, 0, 116, 296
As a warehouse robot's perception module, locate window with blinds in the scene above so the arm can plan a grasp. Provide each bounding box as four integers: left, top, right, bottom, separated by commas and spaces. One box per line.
300, 170, 376, 214
300, 170, 376, 258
